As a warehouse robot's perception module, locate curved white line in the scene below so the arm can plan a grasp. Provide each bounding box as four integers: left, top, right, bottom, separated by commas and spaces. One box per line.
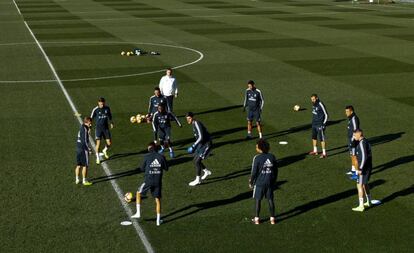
0, 41, 204, 83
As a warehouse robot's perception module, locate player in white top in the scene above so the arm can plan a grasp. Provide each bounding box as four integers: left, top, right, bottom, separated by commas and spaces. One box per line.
159, 68, 178, 112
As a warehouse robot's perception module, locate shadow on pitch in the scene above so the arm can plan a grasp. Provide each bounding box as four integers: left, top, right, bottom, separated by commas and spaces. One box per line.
277, 179, 385, 222
90, 167, 141, 184
202, 167, 251, 185
162, 180, 287, 223
380, 185, 413, 204
177, 105, 243, 118
327, 132, 405, 157
372, 155, 414, 175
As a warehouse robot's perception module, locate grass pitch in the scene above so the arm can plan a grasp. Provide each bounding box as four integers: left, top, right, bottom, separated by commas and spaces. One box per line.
1, 0, 413, 252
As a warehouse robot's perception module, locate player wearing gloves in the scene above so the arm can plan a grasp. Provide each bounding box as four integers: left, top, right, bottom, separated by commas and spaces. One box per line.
186, 112, 212, 186
309, 94, 329, 158
152, 104, 182, 158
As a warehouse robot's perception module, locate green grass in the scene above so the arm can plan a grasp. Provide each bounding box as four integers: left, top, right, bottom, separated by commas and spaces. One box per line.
1, 0, 414, 252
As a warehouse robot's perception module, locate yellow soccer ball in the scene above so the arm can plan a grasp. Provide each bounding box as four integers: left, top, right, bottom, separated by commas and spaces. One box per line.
130, 116, 137, 123
293, 105, 301, 112
121, 51, 126, 56
124, 192, 133, 203
126, 52, 131, 56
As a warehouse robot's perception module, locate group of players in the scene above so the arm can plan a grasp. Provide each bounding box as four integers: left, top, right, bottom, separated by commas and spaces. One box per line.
75, 69, 373, 226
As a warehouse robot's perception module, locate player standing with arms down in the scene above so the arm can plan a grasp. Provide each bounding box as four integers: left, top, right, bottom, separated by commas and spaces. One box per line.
131, 142, 168, 226
159, 68, 178, 112
352, 129, 373, 212
148, 87, 168, 118
309, 94, 329, 158
345, 105, 360, 178
186, 112, 212, 186
249, 139, 278, 225
152, 104, 182, 158
243, 80, 264, 139
90, 97, 113, 165
74, 117, 93, 186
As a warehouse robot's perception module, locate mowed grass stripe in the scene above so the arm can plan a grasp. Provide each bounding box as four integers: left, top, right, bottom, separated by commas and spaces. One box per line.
35, 32, 115, 40
321, 23, 401, 30
43, 44, 135, 56
286, 57, 414, 76
184, 27, 267, 35
224, 38, 328, 49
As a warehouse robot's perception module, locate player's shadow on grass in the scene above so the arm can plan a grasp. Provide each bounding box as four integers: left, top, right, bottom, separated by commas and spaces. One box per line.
327, 132, 405, 157
380, 184, 413, 204
202, 167, 251, 185
277, 179, 385, 222
372, 154, 414, 175
90, 168, 141, 184
105, 150, 147, 161
176, 105, 243, 118
162, 180, 287, 223
263, 119, 345, 140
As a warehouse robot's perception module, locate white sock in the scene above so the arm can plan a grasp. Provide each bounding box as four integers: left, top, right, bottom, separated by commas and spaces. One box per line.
136, 204, 141, 216
156, 213, 161, 223
259, 132, 263, 138
351, 165, 356, 171
196, 176, 201, 181
76, 176, 79, 181
313, 146, 317, 152
103, 146, 108, 152
322, 149, 326, 155
82, 178, 86, 183
96, 152, 100, 158
168, 147, 173, 152
365, 194, 371, 203
359, 198, 364, 207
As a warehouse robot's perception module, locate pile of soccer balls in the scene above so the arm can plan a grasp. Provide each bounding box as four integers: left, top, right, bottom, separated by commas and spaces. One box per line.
120, 48, 160, 56
130, 113, 151, 124
124, 192, 133, 203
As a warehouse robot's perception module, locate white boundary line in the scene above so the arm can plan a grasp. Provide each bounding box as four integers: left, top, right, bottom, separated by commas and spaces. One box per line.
0, 41, 204, 83
12, 0, 21, 15
13, 2, 155, 253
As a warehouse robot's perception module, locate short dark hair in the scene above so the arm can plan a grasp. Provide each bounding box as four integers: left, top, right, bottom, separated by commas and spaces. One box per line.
147, 142, 156, 152
186, 111, 194, 118
84, 116, 92, 123
247, 80, 255, 85
353, 128, 363, 134
257, 139, 270, 153
311, 94, 318, 98
154, 87, 160, 91
166, 68, 172, 72
98, 97, 105, 102
345, 105, 354, 111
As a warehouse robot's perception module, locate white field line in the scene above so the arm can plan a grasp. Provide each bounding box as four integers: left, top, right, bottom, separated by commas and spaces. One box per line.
13, 2, 155, 253
0, 41, 203, 83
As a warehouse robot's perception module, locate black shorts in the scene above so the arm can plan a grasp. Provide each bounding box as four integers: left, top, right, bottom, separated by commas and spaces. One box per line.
95, 127, 111, 140
138, 182, 162, 198
348, 139, 358, 156
247, 109, 261, 122
195, 141, 212, 160
253, 185, 274, 200
76, 149, 89, 167
358, 170, 371, 185
158, 128, 171, 143
312, 125, 326, 141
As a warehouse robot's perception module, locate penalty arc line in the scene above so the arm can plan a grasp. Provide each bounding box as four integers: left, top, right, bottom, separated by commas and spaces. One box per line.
13, 1, 155, 253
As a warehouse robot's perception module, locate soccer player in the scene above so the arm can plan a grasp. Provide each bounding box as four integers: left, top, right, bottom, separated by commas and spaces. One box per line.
309, 94, 329, 158
345, 105, 360, 178
159, 68, 178, 112
352, 129, 373, 212
90, 97, 113, 164
152, 104, 182, 158
186, 112, 212, 186
148, 87, 168, 118
243, 80, 264, 139
131, 142, 168, 226
75, 117, 93, 186
249, 139, 278, 225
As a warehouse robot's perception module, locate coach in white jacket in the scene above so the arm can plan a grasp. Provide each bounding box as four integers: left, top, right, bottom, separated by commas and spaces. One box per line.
159, 68, 178, 112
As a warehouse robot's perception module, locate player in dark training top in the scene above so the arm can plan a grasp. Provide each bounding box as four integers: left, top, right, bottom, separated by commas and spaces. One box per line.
249, 139, 278, 225
90, 97, 113, 164
243, 80, 264, 139
131, 142, 168, 226
148, 87, 168, 118
74, 117, 93, 186
309, 94, 329, 158
345, 105, 360, 179
186, 112, 213, 186
352, 129, 373, 212
152, 104, 182, 158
